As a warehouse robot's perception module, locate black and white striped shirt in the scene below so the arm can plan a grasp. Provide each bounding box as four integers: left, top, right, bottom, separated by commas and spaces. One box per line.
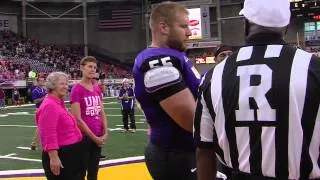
194, 33, 320, 179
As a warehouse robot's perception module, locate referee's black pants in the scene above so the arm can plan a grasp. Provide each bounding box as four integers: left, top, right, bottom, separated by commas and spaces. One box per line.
42, 140, 87, 180
122, 109, 136, 130
144, 142, 197, 180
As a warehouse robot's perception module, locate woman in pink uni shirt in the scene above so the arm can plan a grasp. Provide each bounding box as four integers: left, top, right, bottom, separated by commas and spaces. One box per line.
70, 56, 108, 180
36, 72, 86, 180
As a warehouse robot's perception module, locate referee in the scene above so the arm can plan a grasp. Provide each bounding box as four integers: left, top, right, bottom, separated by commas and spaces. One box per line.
194, 0, 320, 179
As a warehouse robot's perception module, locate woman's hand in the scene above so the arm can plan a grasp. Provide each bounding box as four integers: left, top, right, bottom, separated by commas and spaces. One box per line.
50, 156, 64, 176
101, 133, 108, 145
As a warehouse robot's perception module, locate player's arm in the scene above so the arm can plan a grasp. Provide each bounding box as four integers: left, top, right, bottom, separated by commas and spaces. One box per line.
194, 71, 217, 180
144, 63, 196, 133
194, 96, 217, 180
70, 103, 103, 145
196, 148, 216, 180
159, 88, 196, 132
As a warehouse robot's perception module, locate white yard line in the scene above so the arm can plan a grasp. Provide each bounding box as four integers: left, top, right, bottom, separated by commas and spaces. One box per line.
109, 128, 147, 132
3, 153, 16, 157
0, 156, 41, 163
0, 125, 36, 128
3, 97, 118, 109
0, 156, 145, 176
16, 147, 32, 150
107, 114, 145, 117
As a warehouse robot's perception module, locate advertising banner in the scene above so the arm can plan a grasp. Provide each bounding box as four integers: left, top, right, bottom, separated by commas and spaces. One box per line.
188, 8, 202, 40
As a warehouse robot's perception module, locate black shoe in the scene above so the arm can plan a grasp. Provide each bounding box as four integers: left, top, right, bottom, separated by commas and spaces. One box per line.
31, 145, 36, 151
100, 154, 106, 159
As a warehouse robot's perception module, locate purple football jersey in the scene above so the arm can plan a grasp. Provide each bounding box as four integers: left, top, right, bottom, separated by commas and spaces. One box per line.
133, 47, 200, 151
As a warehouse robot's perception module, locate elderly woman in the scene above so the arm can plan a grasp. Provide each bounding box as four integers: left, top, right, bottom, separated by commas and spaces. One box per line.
36, 72, 86, 180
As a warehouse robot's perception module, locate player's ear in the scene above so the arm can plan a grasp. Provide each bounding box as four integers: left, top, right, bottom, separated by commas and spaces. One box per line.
159, 21, 169, 35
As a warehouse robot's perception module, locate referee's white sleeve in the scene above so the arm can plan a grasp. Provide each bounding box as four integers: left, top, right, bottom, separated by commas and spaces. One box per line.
194, 90, 215, 148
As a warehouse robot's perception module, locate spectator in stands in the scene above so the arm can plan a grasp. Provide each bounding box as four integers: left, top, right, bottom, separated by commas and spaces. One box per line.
70, 56, 108, 180
118, 78, 136, 133
12, 88, 20, 106
214, 45, 233, 63
0, 88, 5, 110
36, 72, 86, 180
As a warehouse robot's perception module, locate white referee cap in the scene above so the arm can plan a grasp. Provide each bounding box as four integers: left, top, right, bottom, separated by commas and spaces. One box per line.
239, 0, 291, 28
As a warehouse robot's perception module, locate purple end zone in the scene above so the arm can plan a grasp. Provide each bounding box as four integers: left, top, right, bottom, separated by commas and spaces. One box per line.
0, 173, 44, 178
0, 159, 145, 178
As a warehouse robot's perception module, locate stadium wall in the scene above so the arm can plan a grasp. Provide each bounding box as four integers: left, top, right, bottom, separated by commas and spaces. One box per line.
0, 2, 146, 55
0, 2, 305, 56
218, 3, 304, 46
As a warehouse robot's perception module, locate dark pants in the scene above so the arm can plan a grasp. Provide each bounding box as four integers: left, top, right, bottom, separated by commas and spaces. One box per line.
122, 109, 136, 130
84, 138, 102, 180
42, 140, 87, 180
144, 142, 197, 180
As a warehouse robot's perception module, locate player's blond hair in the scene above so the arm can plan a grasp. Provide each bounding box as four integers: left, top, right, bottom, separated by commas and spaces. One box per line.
149, 1, 188, 30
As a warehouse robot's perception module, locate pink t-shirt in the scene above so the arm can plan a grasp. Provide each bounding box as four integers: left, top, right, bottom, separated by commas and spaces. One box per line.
70, 83, 103, 136
36, 95, 83, 152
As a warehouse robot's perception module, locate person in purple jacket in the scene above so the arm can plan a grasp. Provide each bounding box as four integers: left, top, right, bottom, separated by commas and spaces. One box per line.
118, 78, 136, 133
70, 56, 108, 180
133, 1, 201, 180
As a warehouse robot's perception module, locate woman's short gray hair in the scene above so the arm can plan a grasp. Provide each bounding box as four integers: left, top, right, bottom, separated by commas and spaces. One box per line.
45, 72, 68, 92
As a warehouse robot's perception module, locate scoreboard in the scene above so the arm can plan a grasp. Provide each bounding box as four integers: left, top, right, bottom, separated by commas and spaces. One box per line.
304, 21, 320, 46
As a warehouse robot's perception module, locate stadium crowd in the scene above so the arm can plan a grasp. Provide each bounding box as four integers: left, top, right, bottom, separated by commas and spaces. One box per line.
0, 30, 131, 80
